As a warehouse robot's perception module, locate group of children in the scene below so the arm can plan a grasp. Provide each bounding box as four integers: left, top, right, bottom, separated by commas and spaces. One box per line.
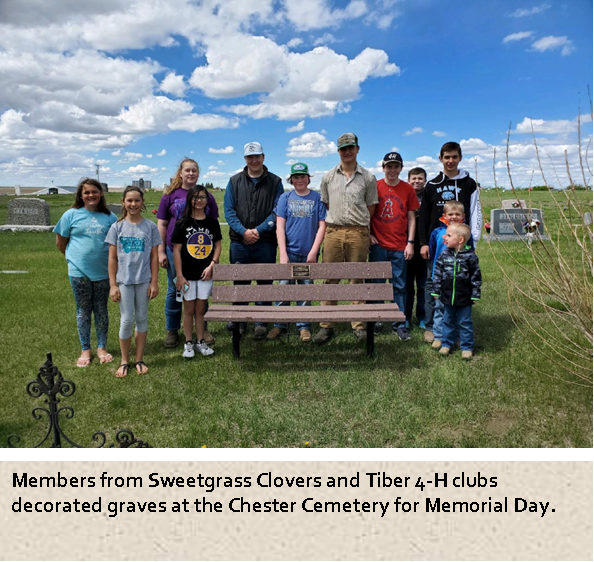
101, 140, 483, 376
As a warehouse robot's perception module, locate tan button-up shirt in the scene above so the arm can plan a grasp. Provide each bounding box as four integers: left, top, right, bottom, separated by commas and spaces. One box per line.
320, 163, 378, 226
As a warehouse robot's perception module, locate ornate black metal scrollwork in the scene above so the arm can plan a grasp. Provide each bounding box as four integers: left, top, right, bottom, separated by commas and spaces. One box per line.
7, 353, 150, 448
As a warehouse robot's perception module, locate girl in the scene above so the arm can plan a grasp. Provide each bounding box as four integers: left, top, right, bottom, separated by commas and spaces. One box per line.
156, 158, 219, 349
53, 178, 117, 367
106, 186, 161, 377
171, 185, 222, 358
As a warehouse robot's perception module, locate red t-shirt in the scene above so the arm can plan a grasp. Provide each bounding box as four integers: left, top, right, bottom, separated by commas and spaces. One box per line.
371, 179, 420, 251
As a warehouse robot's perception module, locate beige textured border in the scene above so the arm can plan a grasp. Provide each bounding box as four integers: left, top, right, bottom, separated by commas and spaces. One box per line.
1, 461, 591, 561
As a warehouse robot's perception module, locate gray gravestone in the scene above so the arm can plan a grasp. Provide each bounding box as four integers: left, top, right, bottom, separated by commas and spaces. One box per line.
489, 208, 548, 241
7, 198, 50, 226
107, 204, 121, 216
501, 199, 526, 209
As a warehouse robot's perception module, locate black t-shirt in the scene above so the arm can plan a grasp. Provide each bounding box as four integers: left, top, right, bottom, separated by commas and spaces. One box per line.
171, 216, 222, 280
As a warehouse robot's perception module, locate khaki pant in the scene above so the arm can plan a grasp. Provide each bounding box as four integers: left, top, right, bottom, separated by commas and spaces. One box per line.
320, 225, 370, 331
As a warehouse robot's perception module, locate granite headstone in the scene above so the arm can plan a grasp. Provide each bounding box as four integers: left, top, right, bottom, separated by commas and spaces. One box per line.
7, 198, 50, 226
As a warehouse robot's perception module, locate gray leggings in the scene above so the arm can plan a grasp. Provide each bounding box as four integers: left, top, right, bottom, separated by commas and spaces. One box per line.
118, 283, 150, 339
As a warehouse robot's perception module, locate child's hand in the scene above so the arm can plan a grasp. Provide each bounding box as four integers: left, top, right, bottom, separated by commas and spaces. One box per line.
279, 253, 289, 264
369, 234, 378, 245
306, 250, 318, 263
110, 285, 121, 303
158, 248, 168, 268
175, 276, 187, 291
148, 283, 159, 300
201, 264, 214, 281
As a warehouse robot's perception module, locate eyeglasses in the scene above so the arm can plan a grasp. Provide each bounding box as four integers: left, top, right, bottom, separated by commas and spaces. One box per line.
194, 196, 208, 201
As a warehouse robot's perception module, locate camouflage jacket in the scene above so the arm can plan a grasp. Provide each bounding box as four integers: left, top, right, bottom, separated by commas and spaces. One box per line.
431, 247, 482, 306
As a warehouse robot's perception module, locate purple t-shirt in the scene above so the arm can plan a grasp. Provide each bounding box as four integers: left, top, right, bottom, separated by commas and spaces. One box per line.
157, 188, 219, 250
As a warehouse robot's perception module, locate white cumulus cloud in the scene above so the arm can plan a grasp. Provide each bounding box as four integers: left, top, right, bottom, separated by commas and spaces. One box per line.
530, 35, 575, 56
160, 72, 188, 98
209, 146, 235, 154
432, 130, 447, 137
286, 120, 305, 133
503, 31, 534, 43
404, 127, 423, 136
508, 3, 551, 17
286, 131, 337, 158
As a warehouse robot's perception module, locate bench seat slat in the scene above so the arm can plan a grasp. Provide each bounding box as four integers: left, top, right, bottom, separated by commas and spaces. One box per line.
211, 283, 394, 303
212, 262, 392, 281
204, 304, 405, 323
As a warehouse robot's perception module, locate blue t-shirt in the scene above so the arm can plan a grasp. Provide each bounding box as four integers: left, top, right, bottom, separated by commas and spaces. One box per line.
274, 190, 327, 257
53, 208, 117, 281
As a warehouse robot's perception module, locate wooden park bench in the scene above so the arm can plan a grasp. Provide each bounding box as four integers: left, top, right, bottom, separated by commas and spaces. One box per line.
203, 262, 405, 358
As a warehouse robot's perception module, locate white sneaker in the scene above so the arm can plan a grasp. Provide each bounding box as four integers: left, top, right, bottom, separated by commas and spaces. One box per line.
182, 341, 195, 358
195, 339, 215, 357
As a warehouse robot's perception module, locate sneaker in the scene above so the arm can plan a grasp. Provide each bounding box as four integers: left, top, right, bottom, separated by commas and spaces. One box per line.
461, 350, 473, 360
395, 327, 411, 341
195, 339, 215, 357
404, 320, 410, 329
313, 327, 334, 345
431, 339, 442, 349
423, 330, 435, 343
353, 328, 367, 341
164, 330, 179, 348
373, 322, 383, 335
266, 327, 287, 340
300, 329, 312, 342
203, 331, 215, 345
419, 320, 427, 330
439, 346, 451, 356
253, 325, 268, 340
182, 341, 195, 358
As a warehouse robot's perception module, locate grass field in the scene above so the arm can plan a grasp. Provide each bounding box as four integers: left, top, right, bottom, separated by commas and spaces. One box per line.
0, 189, 591, 448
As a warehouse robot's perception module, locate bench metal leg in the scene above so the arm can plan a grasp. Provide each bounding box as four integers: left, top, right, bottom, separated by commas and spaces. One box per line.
366, 322, 375, 356
232, 322, 241, 359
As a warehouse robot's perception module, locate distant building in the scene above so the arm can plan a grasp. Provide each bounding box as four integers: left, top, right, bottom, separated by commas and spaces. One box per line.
132, 178, 151, 190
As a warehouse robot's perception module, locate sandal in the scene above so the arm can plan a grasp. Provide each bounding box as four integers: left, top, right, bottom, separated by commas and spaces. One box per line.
135, 361, 148, 375
76, 355, 91, 368
115, 364, 129, 378
97, 351, 114, 364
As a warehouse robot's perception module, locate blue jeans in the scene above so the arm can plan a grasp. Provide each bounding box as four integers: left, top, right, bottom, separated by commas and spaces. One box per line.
274, 252, 312, 331
165, 246, 208, 331
424, 260, 435, 330
369, 244, 407, 330
69, 276, 110, 350
442, 304, 474, 350
433, 298, 459, 342
405, 252, 427, 324
230, 240, 277, 327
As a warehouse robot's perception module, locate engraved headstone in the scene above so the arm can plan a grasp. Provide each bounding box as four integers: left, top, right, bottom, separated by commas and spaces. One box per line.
490, 208, 547, 240
7, 198, 50, 226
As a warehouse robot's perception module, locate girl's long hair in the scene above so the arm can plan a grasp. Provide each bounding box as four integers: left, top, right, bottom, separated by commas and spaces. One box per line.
180, 184, 208, 222
118, 185, 146, 222
72, 177, 110, 215
164, 157, 199, 195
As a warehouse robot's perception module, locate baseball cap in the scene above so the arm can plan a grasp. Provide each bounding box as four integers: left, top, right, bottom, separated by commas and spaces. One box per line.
244, 141, 264, 156
289, 162, 310, 176
337, 132, 358, 149
382, 152, 403, 166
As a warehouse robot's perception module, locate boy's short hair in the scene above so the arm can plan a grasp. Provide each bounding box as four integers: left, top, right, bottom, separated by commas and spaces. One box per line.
448, 223, 471, 243
440, 141, 462, 158
408, 167, 426, 179
443, 201, 465, 214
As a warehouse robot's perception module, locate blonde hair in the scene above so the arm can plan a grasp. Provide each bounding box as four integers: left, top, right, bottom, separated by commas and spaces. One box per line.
448, 223, 471, 243
443, 200, 465, 214
164, 158, 199, 195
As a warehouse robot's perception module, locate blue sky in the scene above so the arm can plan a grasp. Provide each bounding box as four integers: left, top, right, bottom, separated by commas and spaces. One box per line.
0, 0, 591, 189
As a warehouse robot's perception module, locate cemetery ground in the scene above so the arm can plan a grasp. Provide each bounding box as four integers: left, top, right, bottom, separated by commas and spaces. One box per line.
0, 189, 591, 448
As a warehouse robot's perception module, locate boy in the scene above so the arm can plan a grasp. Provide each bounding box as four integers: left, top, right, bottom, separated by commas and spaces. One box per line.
405, 167, 427, 330
418, 141, 482, 344
267, 162, 327, 342
428, 201, 471, 349
431, 223, 482, 360
369, 152, 419, 341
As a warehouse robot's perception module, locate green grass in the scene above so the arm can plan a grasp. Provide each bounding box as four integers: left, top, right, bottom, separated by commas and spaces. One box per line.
0, 190, 591, 448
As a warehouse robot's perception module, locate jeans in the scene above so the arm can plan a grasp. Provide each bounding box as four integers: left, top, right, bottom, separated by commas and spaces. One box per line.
230, 240, 277, 327
273, 252, 312, 331
405, 251, 427, 324
433, 298, 459, 342
442, 304, 474, 350
424, 260, 435, 331
368, 244, 407, 330
165, 246, 182, 331
69, 276, 110, 350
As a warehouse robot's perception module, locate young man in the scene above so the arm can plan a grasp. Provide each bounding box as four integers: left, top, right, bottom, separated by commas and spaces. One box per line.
268, 162, 327, 342
404, 167, 427, 330
431, 223, 482, 360
418, 141, 482, 343
314, 132, 378, 344
369, 152, 419, 340
223, 141, 284, 340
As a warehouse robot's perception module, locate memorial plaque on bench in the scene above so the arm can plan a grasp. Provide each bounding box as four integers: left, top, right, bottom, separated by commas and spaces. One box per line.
490, 208, 546, 240
7, 198, 50, 226
291, 265, 311, 278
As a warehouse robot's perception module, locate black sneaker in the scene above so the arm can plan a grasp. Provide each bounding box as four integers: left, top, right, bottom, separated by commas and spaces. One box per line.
394, 326, 411, 341
373, 322, 383, 335
313, 327, 334, 344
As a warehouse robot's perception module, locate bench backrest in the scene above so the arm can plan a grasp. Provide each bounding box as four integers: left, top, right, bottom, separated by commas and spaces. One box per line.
211, 262, 394, 303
